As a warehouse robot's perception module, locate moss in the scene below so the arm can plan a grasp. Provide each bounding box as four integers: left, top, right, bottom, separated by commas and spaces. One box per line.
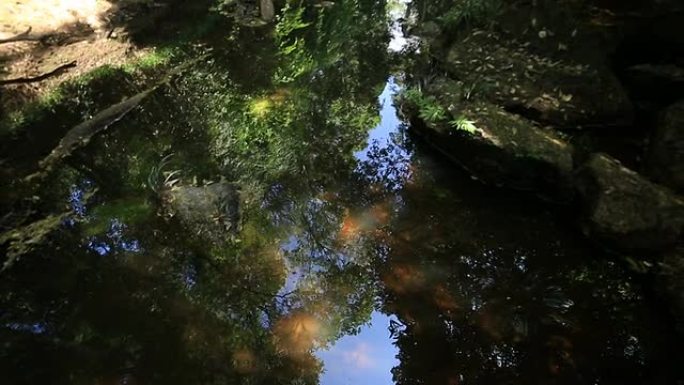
124, 47, 178, 73
1, 88, 66, 136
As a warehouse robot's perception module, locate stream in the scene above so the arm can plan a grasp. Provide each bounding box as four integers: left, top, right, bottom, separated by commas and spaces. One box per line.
1, 1, 682, 384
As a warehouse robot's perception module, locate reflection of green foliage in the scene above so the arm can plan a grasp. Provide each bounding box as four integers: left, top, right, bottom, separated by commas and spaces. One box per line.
84, 198, 152, 236
1, 1, 390, 383
274, 0, 389, 87
0, 214, 68, 270
275, 0, 315, 82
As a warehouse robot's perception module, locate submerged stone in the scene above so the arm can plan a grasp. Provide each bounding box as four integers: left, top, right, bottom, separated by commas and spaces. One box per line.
575, 153, 684, 252
164, 181, 240, 243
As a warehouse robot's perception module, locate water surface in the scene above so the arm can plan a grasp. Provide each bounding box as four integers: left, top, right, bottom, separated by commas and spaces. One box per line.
0, 2, 682, 385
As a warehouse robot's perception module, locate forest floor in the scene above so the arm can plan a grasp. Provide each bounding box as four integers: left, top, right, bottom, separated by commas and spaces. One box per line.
0, 0, 154, 111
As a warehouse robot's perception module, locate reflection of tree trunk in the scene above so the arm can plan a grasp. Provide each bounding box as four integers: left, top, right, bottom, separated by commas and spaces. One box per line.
0, 61, 76, 86
23, 54, 209, 184
260, 0, 275, 21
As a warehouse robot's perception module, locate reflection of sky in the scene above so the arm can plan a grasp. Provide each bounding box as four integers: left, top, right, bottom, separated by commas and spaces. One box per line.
354, 77, 411, 192
354, 78, 403, 162
297, 7, 409, 382
316, 311, 399, 385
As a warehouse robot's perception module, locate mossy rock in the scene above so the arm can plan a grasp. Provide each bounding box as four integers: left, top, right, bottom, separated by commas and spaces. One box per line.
407, 78, 574, 201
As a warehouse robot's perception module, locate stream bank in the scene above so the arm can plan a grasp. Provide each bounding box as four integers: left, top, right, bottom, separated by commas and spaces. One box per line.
398, 0, 684, 255
398, 0, 684, 332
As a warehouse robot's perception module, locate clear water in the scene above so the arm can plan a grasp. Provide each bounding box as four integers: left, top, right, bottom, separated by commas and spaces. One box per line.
0, 2, 682, 385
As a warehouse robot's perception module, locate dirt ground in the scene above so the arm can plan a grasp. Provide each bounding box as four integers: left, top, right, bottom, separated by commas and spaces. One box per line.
0, 0, 151, 111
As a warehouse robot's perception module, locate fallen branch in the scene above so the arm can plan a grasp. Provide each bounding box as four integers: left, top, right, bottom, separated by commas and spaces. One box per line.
37, 86, 156, 173
0, 27, 42, 45
0, 61, 77, 86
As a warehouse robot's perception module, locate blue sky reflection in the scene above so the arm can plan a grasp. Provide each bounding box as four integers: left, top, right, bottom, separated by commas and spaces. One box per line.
316, 311, 398, 385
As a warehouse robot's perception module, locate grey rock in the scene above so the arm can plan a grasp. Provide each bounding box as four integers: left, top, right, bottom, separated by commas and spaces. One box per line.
575, 153, 684, 252
408, 78, 575, 201
442, 32, 633, 129
165, 181, 240, 243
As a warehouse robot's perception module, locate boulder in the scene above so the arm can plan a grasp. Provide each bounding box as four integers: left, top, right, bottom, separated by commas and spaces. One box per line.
646, 100, 684, 193
575, 153, 684, 252
442, 32, 633, 129
164, 181, 240, 243
407, 78, 575, 201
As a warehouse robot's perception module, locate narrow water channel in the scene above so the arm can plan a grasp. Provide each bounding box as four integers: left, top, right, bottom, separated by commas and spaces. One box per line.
0, 1, 682, 384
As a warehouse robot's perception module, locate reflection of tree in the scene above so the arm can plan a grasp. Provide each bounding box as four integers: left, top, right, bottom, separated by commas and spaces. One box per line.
1, 1, 392, 384
370, 154, 684, 385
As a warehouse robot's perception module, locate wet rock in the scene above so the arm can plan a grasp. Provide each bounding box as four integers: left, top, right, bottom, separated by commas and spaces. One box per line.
164, 181, 240, 242
407, 78, 574, 201
646, 100, 684, 192
575, 153, 684, 252
442, 32, 633, 129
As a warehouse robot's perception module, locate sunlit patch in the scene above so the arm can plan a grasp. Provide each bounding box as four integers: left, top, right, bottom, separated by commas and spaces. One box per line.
382, 263, 425, 294
232, 348, 257, 373
249, 98, 273, 118
273, 312, 324, 355
248, 89, 291, 118
339, 212, 361, 241
0, 0, 112, 37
